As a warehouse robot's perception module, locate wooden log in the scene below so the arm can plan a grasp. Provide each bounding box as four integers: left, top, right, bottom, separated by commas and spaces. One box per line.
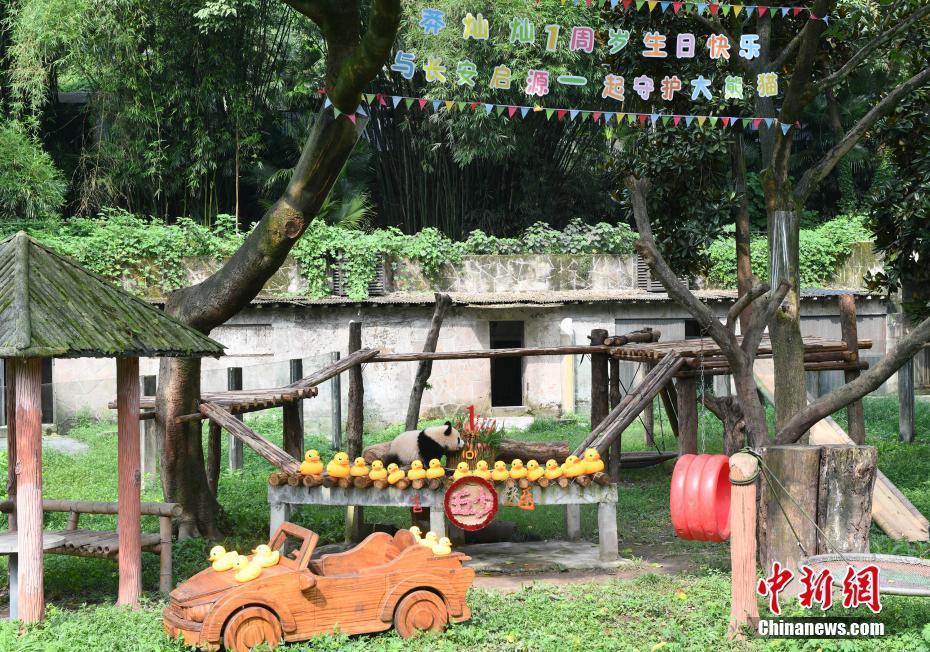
282, 401, 304, 460
604, 328, 659, 347
817, 445, 877, 554
268, 472, 287, 486
590, 329, 610, 432
405, 293, 453, 431
330, 351, 343, 451
410, 479, 425, 490
116, 356, 142, 608
287, 474, 301, 487
557, 477, 569, 489
373, 480, 388, 490
14, 358, 43, 622
288, 347, 379, 389
537, 477, 549, 489
899, 357, 915, 443
337, 477, 351, 489
372, 344, 614, 362
353, 476, 373, 489
428, 479, 443, 491
322, 476, 337, 488
347, 322, 364, 460
838, 297, 863, 443
302, 475, 323, 488
289, 358, 304, 432
518, 478, 529, 489
206, 421, 221, 496
676, 377, 698, 455
159, 515, 173, 593
659, 383, 679, 438
199, 402, 300, 474
0, 499, 181, 518
728, 452, 760, 639
394, 479, 409, 491
760, 445, 821, 597
574, 475, 592, 488
593, 472, 611, 486
608, 357, 621, 482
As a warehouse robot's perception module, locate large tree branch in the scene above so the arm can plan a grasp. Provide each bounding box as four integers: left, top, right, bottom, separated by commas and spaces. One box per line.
742, 281, 791, 358
727, 282, 768, 335
776, 315, 930, 444
770, 26, 805, 72
626, 176, 733, 349
794, 64, 930, 202
818, 5, 930, 91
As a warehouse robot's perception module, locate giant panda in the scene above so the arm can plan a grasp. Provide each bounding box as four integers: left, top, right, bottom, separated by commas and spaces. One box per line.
383, 421, 464, 466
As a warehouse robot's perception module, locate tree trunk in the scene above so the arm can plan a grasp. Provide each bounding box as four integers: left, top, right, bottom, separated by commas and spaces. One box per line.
817, 445, 876, 554
730, 135, 753, 334
405, 293, 452, 431
347, 321, 364, 459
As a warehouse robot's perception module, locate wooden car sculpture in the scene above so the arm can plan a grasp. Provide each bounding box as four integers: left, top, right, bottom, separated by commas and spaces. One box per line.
163, 522, 475, 651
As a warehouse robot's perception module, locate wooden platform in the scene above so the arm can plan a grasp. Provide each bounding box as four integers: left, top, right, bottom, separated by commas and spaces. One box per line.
268, 482, 620, 562
0, 532, 65, 554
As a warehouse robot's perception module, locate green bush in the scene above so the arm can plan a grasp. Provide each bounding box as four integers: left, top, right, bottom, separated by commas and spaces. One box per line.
706, 215, 872, 288
0, 119, 66, 221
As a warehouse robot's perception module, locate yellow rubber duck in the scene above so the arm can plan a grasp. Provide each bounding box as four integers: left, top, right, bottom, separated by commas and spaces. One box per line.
473, 460, 492, 480
387, 463, 406, 485
233, 555, 262, 583
349, 457, 370, 478
509, 459, 527, 480
526, 460, 545, 482
490, 461, 510, 482
326, 452, 351, 478
409, 526, 423, 543
299, 449, 323, 476
453, 462, 471, 480
209, 545, 239, 572
583, 448, 605, 475
562, 455, 584, 478
421, 531, 439, 548
369, 460, 387, 481
407, 460, 427, 481
251, 544, 280, 568
543, 459, 563, 480
432, 537, 452, 556
426, 459, 445, 480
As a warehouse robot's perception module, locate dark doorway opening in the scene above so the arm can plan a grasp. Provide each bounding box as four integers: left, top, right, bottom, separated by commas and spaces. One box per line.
490, 321, 524, 407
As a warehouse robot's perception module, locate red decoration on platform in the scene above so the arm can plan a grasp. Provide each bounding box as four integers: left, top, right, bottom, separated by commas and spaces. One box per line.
444, 476, 498, 531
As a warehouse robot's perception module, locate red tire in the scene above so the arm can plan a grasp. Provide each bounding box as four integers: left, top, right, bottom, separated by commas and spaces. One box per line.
670, 454, 731, 542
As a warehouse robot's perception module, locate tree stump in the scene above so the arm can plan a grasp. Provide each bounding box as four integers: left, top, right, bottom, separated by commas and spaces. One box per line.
574, 475, 592, 488
394, 480, 409, 491
373, 480, 388, 490
817, 445, 876, 554
287, 474, 301, 487
537, 478, 550, 489
353, 477, 373, 490
428, 479, 443, 491
302, 475, 323, 488
557, 477, 569, 489
592, 472, 611, 486
411, 479, 425, 490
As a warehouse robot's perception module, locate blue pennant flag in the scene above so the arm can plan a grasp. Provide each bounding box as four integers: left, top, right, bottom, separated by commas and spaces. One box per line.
685, 115, 695, 127
650, 113, 660, 125
764, 118, 774, 128
604, 112, 614, 123
323, 97, 332, 109
391, 96, 402, 108
570, 109, 580, 121
610, 0, 619, 6
660, 1, 670, 11
697, 3, 707, 15
822, 16, 829, 24
356, 105, 367, 117
432, 100, 441, 112
745, 5, 756, 16
484, 104, 494, 114
520, 107, 530, 118
780, 6, 790, 17
781, 123, 791, 135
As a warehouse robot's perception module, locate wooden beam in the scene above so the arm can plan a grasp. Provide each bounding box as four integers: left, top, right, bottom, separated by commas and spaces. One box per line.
288, 347, 380, 389
373, 345, 614, 362
347, 322, 364, 460
14, 358, 43, 622
608, 357, 621, 481
0, 499, 181, 518
199, 402, 300, 474
116, 357, 142, 608
676, 377, 698, 455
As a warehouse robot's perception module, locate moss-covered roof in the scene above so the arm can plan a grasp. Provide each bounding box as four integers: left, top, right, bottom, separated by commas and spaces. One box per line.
0, 232, 224, 359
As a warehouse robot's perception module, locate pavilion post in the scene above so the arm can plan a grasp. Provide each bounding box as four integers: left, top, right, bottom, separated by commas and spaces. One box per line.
5, 360, 19, 620
15, 357, 44, 623
116, 357, 142, 607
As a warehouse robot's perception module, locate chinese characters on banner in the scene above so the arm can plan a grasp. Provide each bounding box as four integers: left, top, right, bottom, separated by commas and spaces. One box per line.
757, 562, 883, 615
444, 477, 499, 530
394, 11, 782, 102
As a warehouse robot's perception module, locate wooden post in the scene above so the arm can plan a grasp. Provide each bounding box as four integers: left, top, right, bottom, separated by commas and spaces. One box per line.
728, 452, 760, 639
589, 329, 609, 431
206, 422, 221, 496
608, 357, 621, 482
5, 360, 19, 619
643, 363, 655, 447
330, 351, 342, 450
405, 293, 452, 431
838, 296, 865, 444
676, 377, 698, 455
817, 445, 876, 554
283, 357, 304, 460
759, 445, 820, 597
559, 318, 575, 415
347, 322, 364, 459
116, 357, 142, 607
227, 367, 243, 469
15, 358, 43, 623
159, 515, 173, 593
140, 375, 157, 490
899, 357, 915, 443
597, 501, 619, 561
347, 322, 364, 537
289, 357, 304, 425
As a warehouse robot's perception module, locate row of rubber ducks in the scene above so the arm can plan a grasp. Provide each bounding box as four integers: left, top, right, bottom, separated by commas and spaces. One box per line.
452, 448, 604, 482
208, 544, 280, 583
298, 448, 605, 484
409, 527, 452, 556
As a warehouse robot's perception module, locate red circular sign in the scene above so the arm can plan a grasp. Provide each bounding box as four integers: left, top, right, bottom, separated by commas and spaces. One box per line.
443, 476, 499, 531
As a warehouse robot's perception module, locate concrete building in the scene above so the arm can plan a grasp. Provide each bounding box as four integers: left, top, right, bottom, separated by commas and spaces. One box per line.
0, 253, 907, 432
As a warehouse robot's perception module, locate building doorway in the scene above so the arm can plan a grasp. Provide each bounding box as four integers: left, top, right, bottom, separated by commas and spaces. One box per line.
490, 321, 524, 407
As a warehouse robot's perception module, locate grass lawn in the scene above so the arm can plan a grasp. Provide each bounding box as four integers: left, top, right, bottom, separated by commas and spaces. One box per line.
1, 396, 929, 650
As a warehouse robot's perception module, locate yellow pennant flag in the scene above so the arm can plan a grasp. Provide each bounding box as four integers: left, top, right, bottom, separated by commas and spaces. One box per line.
733, 4, 743, 16
697, 115, 707, 127
647, 0, 658, 10
533, 104, 544, 112
445, 100, 454, 111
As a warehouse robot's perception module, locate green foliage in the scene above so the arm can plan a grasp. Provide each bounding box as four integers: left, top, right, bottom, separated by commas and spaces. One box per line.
0, 119, 66, 220
706, 214, 872, 288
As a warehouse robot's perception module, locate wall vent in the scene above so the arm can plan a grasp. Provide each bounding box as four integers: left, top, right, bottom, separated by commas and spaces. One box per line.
330, 255, 387, 297
635, 255, 688, 293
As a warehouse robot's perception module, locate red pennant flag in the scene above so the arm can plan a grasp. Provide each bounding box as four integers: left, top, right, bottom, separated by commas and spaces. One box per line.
471, 101, 480, 109
795, 120, 801, 127
809, 13, 818, 20
722, 117, 730, 127
793, 7, 802, 16
418, 98, 428, 110
557, 109, 568, 121
638, 114, 648, 125
377, 93, 387, 106
623, 0, 633, 9
317, 87, 327, 95
709, 3, 719, 15
672, 2, 683, 12
673, 115, 682, 126
507, 106, 518, 118
757, 6, 767, 16
347, 114, 357, 124
585, 0, 593, 5
592, 112, 602, 123
752, 118, 762, 129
